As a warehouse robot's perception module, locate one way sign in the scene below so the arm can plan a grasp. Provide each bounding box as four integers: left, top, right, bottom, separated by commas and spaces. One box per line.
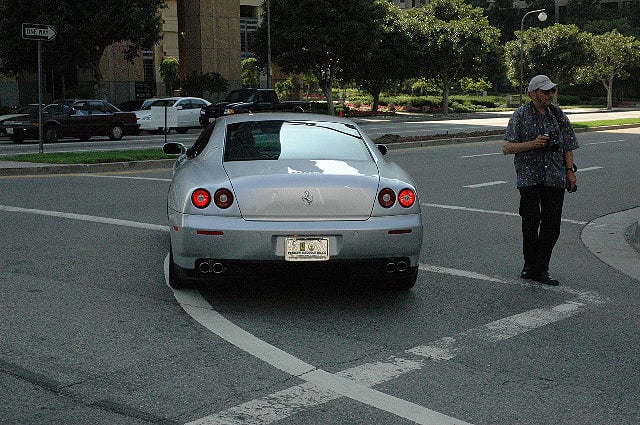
22, 23, 57, 41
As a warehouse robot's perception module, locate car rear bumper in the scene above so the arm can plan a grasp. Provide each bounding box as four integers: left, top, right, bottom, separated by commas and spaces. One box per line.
169, 211, 423, 271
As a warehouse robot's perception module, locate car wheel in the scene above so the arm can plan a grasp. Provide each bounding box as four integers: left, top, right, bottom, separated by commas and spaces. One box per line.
387, 267, 418, 290
176, 128, 189, 134
199, 117, 209, 127
43, 125, 59, 143
108, 124, 124, 140
10, 134, 25, 144
169, 250, 193, 289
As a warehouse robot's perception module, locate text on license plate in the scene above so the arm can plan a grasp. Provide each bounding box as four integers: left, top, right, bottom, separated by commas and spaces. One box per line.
285, 238, 329, 261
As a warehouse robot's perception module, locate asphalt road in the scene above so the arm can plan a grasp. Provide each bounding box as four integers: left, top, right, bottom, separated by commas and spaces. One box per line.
2, 107, 640, 157
0, 126, 639, 424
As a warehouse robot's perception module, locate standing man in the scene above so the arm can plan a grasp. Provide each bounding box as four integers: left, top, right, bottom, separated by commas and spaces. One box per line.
503, 75, 578, 286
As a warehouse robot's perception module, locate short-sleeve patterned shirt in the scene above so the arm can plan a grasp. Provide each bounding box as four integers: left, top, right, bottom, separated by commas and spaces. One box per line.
504, 102, 579, 188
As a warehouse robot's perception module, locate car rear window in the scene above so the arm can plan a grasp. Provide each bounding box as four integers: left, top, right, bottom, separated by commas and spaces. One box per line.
223, 120, 371, 162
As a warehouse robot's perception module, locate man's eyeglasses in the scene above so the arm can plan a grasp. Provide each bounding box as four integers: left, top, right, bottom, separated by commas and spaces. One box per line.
539, 88, 556, 95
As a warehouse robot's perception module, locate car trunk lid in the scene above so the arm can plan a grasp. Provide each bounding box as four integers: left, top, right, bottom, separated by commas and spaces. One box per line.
223, 160, 379, 220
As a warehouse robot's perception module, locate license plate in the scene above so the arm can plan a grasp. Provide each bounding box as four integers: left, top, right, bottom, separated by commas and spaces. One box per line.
6, 128, 13, 134
285, 237, 329, 261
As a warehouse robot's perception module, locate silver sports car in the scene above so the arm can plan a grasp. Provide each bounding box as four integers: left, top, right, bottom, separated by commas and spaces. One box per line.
163, 113, 423, 290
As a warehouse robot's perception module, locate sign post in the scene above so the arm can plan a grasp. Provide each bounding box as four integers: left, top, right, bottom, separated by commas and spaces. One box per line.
22, 23, 57, 153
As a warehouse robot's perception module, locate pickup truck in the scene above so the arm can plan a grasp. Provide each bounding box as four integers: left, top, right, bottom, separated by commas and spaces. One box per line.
199, 89, 310, 125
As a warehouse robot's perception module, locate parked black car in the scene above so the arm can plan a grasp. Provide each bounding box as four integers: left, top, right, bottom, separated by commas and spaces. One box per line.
0, 104, 42, 137
199, 89, 310, 126
3, 99, 140, 144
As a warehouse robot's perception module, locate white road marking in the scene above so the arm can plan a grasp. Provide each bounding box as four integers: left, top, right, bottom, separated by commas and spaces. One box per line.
167, 257, 472, 425
422, 203, 589, 225
587, 140, 625, 145
463, 180, 507, 188
0, 204, 168, 232
0, 201, 607, 424
166, 257, 605, 425
460, 152, 502, 158
576, 166, 604, 172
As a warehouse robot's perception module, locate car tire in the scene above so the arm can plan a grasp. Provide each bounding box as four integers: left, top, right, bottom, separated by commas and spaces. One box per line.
387, 267, 418, 290
199, 117, 209, 127
108, 124, 124, 140
43, 125, 60, 143
169, 250, 193, 289
10, 135, 25, 144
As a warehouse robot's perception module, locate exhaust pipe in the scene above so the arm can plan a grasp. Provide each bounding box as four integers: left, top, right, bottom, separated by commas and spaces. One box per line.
396, 260, 408, 272
385, 262, 397, 273
211, 262, 224, 274
199, 260, 225, 274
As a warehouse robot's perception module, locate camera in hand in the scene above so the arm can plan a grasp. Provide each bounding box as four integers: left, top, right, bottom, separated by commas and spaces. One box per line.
543, 133, 560, 151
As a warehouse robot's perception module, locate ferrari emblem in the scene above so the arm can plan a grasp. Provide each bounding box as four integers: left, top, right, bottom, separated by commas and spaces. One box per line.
302, 190, 313, 205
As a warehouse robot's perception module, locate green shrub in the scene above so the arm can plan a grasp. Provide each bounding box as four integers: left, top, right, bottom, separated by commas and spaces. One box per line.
275, 76, 301, 100
558, 94, 581, 105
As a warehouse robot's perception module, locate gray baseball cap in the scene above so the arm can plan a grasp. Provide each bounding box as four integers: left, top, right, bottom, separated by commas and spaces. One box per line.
528, 75, 557, 92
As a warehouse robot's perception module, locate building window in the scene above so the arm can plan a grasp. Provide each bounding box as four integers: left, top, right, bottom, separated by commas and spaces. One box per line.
240, 6, 258, 58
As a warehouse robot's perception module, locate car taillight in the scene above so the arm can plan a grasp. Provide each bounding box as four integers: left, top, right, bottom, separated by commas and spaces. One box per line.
191, 189, 211, 208
378, 188, 396, 208
398, 188, 416, 208
214, 188, 234, 209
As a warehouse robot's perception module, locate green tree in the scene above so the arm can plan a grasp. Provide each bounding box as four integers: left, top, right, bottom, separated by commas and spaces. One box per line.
0, 0, 166, 97
242, 57, 261, 88
404, 0, 503, 115
459, 77, 492, 96
344, 0, 411, 112
505, 24, 593, 100
253, 0, 391, 115
566, 0, 640, 38
159, 56, 180, 95
181, 71, 228, 98
275, 76, 301, 100
576, 30, 640, 110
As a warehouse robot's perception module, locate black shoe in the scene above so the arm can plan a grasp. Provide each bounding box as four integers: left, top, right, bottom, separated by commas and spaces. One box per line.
532, 271, 559, 286
520, 265, 535, 279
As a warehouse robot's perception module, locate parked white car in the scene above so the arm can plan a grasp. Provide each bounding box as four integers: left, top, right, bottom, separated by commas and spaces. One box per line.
135, 97, 211, 133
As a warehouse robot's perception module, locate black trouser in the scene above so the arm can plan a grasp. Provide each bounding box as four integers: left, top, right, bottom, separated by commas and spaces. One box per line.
518, 185, 565, 273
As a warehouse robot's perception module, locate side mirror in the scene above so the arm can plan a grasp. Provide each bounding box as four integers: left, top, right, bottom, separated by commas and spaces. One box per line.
377, 144, 388, 155
163, 142, 186, 156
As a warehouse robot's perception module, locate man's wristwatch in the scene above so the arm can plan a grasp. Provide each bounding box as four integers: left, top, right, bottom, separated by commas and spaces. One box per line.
566, 164, 577, 172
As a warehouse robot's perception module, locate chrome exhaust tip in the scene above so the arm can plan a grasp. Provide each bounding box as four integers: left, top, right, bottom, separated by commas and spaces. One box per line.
211, 262, 225, 274
198, 260, 225, 274
396, 260, 408, 272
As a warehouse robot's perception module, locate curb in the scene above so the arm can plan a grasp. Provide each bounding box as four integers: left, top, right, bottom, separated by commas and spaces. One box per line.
0, 159, 176, 177
385, 123, 640, 151
627, 221, 640, 254
1, 123, 638, 176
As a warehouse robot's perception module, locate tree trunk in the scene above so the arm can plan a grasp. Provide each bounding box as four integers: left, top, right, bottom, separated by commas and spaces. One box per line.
321, 84, 334, 115
442, 79, 450, 116
371, 92, 380, 112
603, 76, 614, 110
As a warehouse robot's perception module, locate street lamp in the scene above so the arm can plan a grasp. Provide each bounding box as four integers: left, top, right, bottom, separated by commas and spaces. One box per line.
519, 9, 547, 104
